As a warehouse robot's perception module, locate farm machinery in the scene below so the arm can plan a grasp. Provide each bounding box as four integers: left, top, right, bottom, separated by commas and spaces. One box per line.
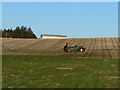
64, 43, 86, 52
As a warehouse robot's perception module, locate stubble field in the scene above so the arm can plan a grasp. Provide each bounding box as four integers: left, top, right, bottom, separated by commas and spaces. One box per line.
2, 37, 118, 59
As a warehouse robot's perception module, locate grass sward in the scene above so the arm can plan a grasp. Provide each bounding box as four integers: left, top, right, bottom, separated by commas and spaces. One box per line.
2, 55, 118, 88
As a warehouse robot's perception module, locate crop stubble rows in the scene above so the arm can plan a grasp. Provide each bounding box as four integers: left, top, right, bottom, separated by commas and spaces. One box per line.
2, 37, 118, 59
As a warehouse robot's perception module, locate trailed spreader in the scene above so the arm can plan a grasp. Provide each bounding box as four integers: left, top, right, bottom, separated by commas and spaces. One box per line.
64, 43, 86, 52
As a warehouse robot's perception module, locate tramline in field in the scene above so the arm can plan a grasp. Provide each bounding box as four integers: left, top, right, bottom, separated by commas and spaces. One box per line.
2, 37, 118, 59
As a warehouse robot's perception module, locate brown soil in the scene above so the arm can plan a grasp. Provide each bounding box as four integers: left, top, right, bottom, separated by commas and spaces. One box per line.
2, 37, 118, 59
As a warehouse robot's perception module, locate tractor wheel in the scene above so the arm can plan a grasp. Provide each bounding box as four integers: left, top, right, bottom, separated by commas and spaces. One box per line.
68, 49, 71, 52
80, 49, 83, 52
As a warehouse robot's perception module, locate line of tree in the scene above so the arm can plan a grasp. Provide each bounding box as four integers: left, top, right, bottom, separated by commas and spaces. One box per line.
1, 26, 37, 38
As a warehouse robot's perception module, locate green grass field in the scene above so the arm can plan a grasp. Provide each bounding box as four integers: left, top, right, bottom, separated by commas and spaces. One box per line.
2, 55, 118, 88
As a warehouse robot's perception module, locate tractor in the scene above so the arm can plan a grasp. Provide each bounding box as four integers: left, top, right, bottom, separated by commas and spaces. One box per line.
64, 43, 86, 52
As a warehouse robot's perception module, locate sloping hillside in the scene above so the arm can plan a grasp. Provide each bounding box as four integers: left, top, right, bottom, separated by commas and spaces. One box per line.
2, 37, 118, 59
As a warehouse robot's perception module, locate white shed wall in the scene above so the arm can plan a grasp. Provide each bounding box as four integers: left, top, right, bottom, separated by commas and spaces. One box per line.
42, 36, 67, 39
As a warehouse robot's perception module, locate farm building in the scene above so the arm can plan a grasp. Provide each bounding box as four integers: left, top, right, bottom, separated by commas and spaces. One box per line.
41, 34, 67, 39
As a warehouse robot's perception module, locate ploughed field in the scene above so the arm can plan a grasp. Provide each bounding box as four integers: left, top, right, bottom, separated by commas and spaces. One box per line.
2, 37, 118, 59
